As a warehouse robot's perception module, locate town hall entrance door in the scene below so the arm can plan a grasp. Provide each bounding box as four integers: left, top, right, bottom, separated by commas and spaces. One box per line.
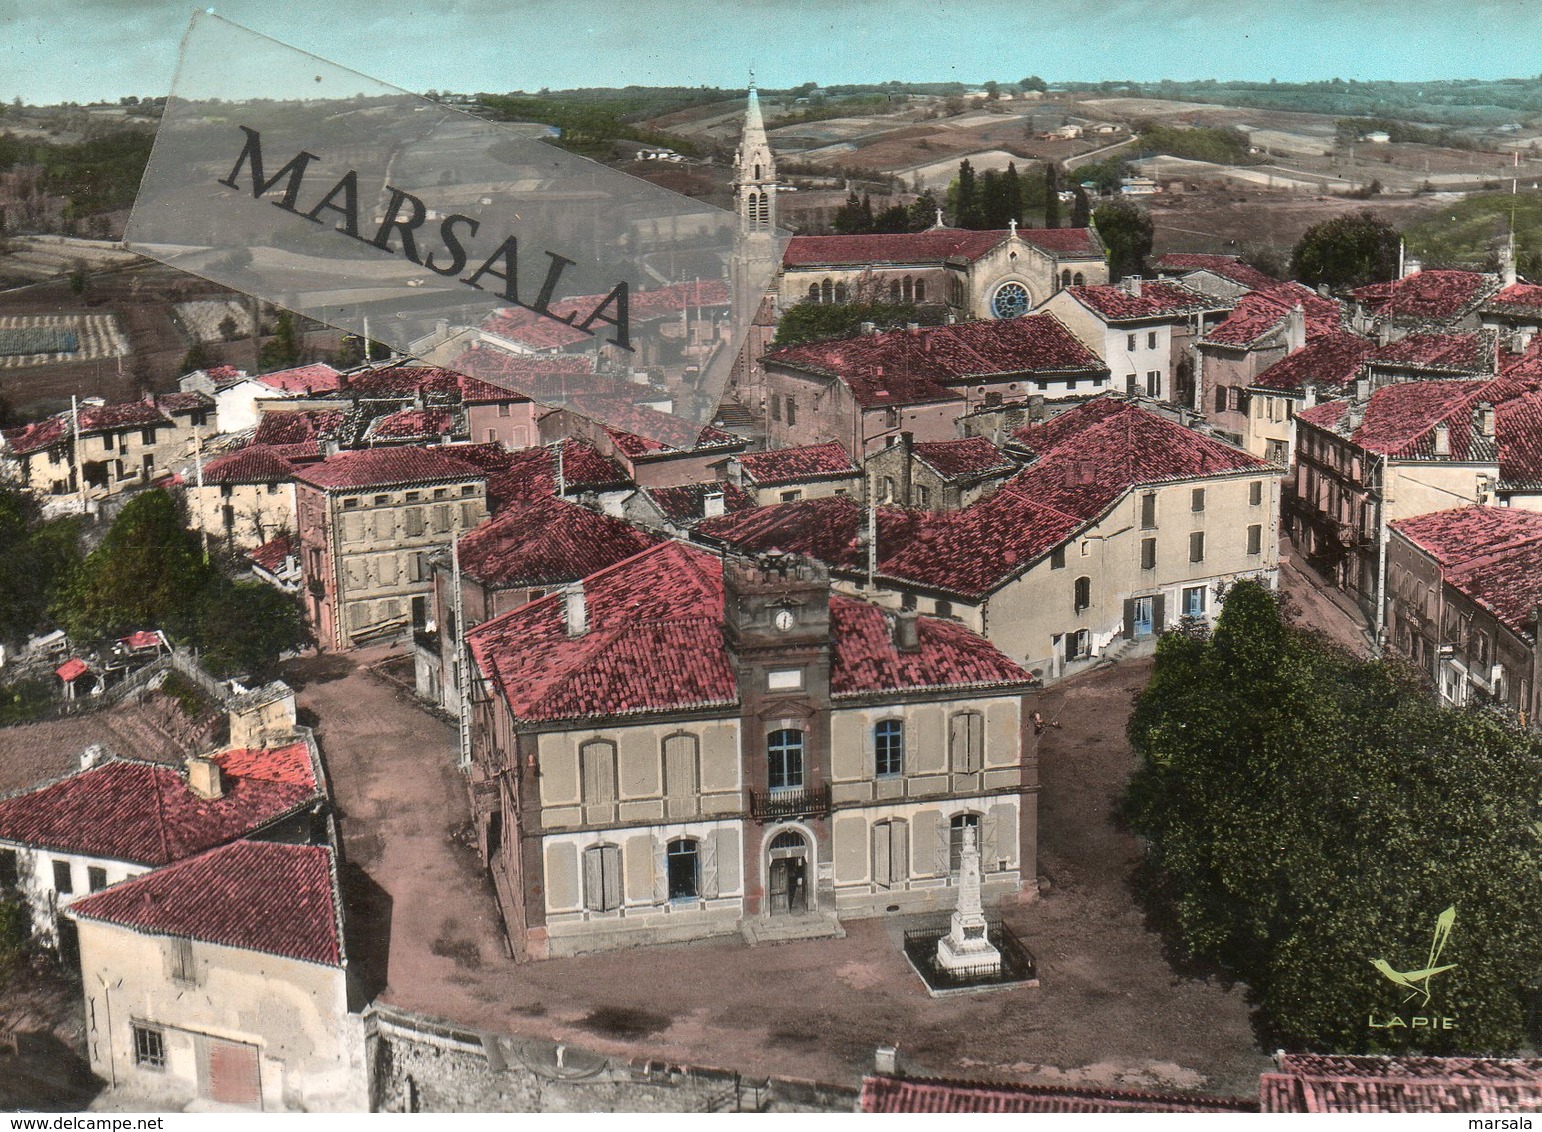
767, 830, 808, 915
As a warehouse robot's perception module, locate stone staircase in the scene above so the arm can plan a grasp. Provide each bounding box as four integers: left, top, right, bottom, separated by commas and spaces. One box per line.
739, 911, 845, 948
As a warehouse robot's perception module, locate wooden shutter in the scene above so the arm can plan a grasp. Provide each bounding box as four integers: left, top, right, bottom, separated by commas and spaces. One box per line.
1152, 594, 1166, 632
1123, 598, 1136, 639
872, 822, 891, 888
664, 735, 699, 818
583, 846, 604, 911
601, 844, 621, 910
910, 809, 943, 876
581, 741, 616, 822
700, 837, 718, 899
652, 841, 669, 903
712, 828, 740, 895
405, 507, 424, 537
889, 819, 909, 886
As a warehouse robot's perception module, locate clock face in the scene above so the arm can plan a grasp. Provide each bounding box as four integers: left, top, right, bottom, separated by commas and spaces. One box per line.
773, 608, 796, 631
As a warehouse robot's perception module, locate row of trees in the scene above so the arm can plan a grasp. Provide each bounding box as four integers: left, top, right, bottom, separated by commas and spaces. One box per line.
0, 486, 307, 683
947, 159, 1090, 231
831, 190, 943, 235
1127, 583, 1542, 1053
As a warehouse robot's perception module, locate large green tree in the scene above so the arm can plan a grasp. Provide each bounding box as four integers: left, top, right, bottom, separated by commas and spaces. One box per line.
1127, 582, 1542, 1054
196, 579, 310, 681
1290, 210, 1401, 289
770, 300, 938, 349
53, 489, 215, 642
1093, 198, 1154, 280
0, 484, 81, 645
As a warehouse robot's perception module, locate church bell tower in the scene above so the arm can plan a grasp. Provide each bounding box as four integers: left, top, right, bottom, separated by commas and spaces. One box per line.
729, 83, 780, 404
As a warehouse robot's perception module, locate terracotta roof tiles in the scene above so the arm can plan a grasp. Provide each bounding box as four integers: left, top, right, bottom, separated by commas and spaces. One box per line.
457, 496, 664, 589
66, 840, 342, 967
294, 446, 483, 490
1064, 280, 1221, 322
644, 482, 756, 526
736, 442, 858, 485
860, 1075, 1253, 1114
1151, 253, 1283, 293
1370, 270, 1501, 322
0, 746, 318, 866
912, 436, 1017, 480
200, 444, 295, 484
1250, 331, 1377, 394
1261, 1053, 1542, 1113
254, 362, 342, 394
1483, 281, 1542, 321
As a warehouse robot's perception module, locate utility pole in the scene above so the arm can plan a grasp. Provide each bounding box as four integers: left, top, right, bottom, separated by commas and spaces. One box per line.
1373, 453, 1390, 658
70, 394, 85, 514
452, 534, 472, 773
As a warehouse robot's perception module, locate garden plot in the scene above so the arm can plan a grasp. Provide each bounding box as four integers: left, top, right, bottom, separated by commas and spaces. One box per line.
175, 299, 255, 344
0, 313, 128, 368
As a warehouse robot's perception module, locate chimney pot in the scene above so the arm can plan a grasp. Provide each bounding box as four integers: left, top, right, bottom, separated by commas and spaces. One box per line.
703, 489, 726, 518
1433, 421, 1451, 456
565, 583, 588, 636
186, 756, 225, 801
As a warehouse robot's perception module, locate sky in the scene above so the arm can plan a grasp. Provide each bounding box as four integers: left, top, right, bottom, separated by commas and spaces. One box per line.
0, 0, 1538, 106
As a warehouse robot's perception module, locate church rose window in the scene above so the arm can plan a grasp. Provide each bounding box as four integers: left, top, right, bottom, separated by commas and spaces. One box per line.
990, 281, 1030, 319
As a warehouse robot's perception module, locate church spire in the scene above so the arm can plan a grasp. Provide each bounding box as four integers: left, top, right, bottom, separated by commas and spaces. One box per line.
734, 79, 776, 234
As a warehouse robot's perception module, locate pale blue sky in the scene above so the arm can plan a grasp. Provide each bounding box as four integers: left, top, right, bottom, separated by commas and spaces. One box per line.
1, 0, 1537, 106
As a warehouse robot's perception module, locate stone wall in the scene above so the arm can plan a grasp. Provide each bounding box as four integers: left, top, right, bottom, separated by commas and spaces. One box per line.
365, 1006, 857, 1113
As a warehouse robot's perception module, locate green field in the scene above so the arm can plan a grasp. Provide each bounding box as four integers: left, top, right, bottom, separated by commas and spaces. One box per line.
1401, 192, 1542, 274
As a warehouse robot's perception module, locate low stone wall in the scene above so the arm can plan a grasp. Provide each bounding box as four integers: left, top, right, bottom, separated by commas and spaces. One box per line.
365, 1005, 857, 1113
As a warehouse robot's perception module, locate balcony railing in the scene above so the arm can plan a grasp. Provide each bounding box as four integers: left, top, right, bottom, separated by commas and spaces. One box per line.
748, 783, 831, 822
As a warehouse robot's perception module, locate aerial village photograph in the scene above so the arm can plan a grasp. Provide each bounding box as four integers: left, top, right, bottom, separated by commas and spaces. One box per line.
0, 0, 1539, 1119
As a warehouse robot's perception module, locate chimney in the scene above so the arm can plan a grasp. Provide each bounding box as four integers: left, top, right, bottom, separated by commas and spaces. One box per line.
1123, 275, 1142, 297
565, 583, 588, 637
893, 609, 921, 653
1403, 257, 1422, 278
79, 744, 109, 772
1285, 304, 1306, 354
703, 488, 726, 518
899, 430, 914, 507
860, 321, 877, 335
1514, 330, 1534, 354
186, 756, 225, 801
1354, 375, 1371, 402
1302, 380, 1318, 409
1346, 405, 1365, 434
874, 1047, 901, 1076
1433, 421, 1451, 456
1476, 400, 1495, 439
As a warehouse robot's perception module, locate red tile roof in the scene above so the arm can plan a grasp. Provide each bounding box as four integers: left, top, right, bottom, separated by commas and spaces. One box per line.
736, 442, 858, 485
912, 436, 1017, 480
154, 391, 215, 413
696, 497, 922, 572
1297, 379, 1499, 460
644, 481, 756, 526
557, 395, 744, 458
117, 630, 164, 651
860, 1075, 1253, 1114
447, 347, 593, 391
882, 398, 1270, 598
2, 414, 68, 456
1483, 281, 1542, 320
1369, 331, 1495, 374
764, 314, 1105, 409
1368, 270, 1501, 323
1151, 253, 1283, 293
1250, 331, 1377, 394
1200, 285, 1341, 350
255, 362, 342, 394
294, 446, 483, 490
0, 747, 319, 866
1260, 1053, 1542, 1113
364, 407, 459, 442
55, 658, 90, 682
248, 532, 297, 574
201, 444, 295, 484
252, 409, 347, 451
77, 400, 169, 432
1063, 280, 1221, 323
829, 599, 1034, 697
1392, 505, 1542, 567
467, 541, 1030, 723
66, 840, 342, 967
344, 364, 524, 406
783, 227, 1100, 268
457, 496, 664, 589
482, 439, 632, 512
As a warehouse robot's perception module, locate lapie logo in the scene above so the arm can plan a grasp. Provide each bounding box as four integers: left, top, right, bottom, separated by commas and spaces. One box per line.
1368, 905, 1458, 1031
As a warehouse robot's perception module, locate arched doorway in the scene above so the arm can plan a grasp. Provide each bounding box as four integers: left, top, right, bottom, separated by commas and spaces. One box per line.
767, 829, 809, 915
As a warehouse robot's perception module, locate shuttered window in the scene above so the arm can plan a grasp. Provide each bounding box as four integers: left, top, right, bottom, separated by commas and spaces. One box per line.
949, 711, 983, 773
872, 819, 909, 889
404, 507, 424, 537
663, 734, 700, 818
580, 740, 617, 819
583, 844, 623, 912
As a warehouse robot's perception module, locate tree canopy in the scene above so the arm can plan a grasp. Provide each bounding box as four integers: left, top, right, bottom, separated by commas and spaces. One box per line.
1290, 210, 1401, 289
0, 483, 80, 646
1127, 581, 1542, 1054
770, 299, 940, 349
1093, 198, 1154, 280
50, 489, 307, 677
